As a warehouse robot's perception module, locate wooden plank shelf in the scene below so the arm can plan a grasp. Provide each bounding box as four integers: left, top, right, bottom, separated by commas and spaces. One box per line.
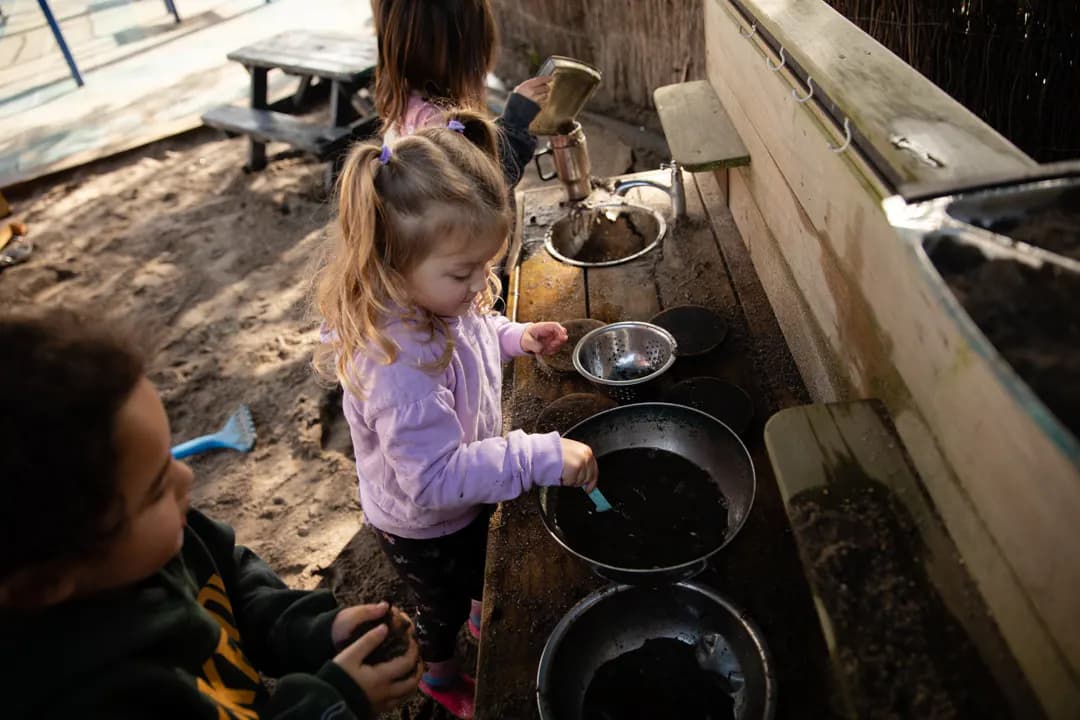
765, 400, 1041, 719
654, 80, 750, 172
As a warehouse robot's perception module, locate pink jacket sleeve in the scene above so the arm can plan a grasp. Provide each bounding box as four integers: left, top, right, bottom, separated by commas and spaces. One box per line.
371, 387, 563, 510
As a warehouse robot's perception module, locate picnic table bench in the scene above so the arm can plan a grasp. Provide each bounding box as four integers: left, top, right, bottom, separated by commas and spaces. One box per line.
202, 30, 378, 177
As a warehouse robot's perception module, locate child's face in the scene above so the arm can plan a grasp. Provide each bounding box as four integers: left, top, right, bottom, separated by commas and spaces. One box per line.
72, 377, 194, 597
406, 229, 504, 317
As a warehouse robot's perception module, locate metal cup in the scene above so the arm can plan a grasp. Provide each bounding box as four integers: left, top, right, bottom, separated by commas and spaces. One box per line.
534, 121, 592, 201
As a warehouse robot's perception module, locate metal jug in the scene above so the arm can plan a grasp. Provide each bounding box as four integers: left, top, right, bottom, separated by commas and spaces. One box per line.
534, 121, 592, 202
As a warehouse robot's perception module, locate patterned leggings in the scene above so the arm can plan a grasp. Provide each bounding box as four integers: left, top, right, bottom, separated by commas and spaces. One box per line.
373, 508, 492, 662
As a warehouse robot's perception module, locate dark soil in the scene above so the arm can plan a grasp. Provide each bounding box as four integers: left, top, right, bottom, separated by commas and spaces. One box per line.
582, 638, 735, 720
548, 447, 728, 568
537, 318, 604, 374
788, 477, 1016, 719
346, 607, 414, 667
984, 205, 1080, 261
930, 238, 1080, 439
663, 377, 754, 436
551, 210, 655, 264
650, 304, 729, 356
533, 393, 616, 435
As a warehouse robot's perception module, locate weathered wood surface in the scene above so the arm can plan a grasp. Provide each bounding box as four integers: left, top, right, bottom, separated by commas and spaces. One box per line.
477, 182, 599, 720
717, 0, 1034, 195
706, 0, 1080, 714
654, 81, 750, 172
227, 31, 377, 83
200, 106, 352, 158
476, 174, 833, 718
765, 400, 1041, 719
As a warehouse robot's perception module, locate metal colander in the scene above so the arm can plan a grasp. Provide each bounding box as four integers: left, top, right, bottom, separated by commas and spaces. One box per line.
572, 321, 678, 403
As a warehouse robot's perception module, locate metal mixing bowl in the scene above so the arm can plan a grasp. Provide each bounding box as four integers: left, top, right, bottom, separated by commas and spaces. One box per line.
572, 321, 678, 403
538, 402, 756, 584
537, 582, 777, 720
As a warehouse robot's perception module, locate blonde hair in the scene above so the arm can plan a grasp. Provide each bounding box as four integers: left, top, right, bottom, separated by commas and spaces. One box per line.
315, 110, 510, 397
373, 0, 496, 133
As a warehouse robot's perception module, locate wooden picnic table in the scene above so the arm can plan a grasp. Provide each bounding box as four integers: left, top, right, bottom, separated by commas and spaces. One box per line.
474, 170, 835, 718
203, 30, 378, 173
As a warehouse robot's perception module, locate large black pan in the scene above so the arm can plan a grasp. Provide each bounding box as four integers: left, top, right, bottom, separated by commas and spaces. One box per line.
538, 402, 756, 584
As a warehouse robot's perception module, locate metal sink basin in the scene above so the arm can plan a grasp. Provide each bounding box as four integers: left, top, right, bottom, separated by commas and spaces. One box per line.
544, 201, 667, 267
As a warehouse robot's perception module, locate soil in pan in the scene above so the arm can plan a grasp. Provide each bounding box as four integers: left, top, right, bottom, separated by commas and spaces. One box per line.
930, 237, 1080, 439
548, 447, 728, 568
985, 204, 1080, 262
582, 637, 736, 720
554, 210, 655, 264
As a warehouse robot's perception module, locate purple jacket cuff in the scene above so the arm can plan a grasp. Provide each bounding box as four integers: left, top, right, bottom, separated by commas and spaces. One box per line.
499, 322, 531, 359
530, 430, 564, 487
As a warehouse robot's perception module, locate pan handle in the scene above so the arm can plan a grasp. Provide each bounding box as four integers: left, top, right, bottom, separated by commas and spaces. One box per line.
534, 146, 557, 182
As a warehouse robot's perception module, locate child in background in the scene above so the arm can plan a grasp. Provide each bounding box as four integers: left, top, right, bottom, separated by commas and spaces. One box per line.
372, 0, 550, 190
0, 308, 420, 720
316, 111, 597, 718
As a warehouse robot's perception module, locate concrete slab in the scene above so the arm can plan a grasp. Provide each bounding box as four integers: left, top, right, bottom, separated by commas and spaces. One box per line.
0, 0, 372, 188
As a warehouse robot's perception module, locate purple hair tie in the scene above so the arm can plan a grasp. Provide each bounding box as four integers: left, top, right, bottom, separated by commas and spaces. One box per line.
378, 145, 392, 165
447, 119, 466, 134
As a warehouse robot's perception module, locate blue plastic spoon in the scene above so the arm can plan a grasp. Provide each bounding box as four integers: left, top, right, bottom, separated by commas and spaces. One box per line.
587, 487, 613, 512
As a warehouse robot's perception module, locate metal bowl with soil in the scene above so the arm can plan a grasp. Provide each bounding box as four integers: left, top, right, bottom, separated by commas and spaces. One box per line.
538, 403, 755, 584
537, 582, 776, 720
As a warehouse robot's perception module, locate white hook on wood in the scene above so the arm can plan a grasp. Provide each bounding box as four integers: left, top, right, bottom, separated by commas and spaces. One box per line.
767, 46, 786, 72
739, 23, 757, 39
792, 76, 814, 103
829, 118, 853, 153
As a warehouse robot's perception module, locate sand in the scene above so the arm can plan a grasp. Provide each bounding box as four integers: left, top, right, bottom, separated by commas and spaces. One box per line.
2, 114, 652, 718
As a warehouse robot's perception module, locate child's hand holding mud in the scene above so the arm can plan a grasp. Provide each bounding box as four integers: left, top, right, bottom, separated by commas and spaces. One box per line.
332, 602, 419, 713
333, 601, 416, 666
522, 321, 569, 355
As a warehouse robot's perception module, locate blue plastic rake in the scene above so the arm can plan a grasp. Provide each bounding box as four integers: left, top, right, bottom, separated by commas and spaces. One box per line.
171, 405, 256, 460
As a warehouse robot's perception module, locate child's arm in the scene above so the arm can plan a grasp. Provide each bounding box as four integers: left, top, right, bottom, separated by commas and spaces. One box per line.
484, 314, 568, 362
372, 384, 565, 509
495, 87, 544, 189
188, 511, 343, 676
190, 512, 418, 717
484, 313, 531, 361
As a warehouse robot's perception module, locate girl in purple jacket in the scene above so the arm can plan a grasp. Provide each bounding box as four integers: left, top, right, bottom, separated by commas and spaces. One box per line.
315, 110, 597, 718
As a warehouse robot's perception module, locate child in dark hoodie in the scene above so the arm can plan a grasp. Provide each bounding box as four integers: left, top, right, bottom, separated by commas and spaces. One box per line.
0, 308, 420, 719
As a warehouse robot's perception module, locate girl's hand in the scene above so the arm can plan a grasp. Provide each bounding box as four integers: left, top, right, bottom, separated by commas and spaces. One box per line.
331, 617, 421, 714
560, 438, 598, 493
514, 76, 553, 106
522, 321, 568, 355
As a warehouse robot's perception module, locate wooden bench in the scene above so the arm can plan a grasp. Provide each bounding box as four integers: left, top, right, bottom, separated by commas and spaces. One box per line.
764, 400, 1038, 718
653, 80, 749, 172
202, 31, 378, 176
201, 106, 354, 160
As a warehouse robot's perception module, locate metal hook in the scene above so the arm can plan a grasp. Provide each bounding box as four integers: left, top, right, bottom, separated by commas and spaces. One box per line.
829, 118, 853, 153
792, 76, 814, 103
767, 47, 786, 72
739, 23, 757, 39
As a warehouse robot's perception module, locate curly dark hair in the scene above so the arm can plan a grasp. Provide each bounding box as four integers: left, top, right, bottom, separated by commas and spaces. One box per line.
0, 308, 145, 582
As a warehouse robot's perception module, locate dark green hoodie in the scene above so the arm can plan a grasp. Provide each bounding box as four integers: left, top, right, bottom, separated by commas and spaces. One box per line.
1, 510, 373, 719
